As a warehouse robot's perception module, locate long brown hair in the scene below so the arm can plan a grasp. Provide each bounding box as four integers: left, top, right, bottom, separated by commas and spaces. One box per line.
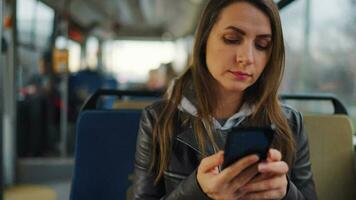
150, 0, 296, 183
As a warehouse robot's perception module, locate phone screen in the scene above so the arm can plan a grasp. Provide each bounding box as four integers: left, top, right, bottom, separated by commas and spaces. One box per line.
221, 127, 275, 169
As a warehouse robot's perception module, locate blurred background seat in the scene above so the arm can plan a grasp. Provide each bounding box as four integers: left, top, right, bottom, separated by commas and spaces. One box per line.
70, 89, 162, 200
304, 115, 356, 200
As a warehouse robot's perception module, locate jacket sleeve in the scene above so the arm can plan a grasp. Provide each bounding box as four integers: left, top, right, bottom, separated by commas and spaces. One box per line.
283, 111, 318, 200
133, 106, 210, 200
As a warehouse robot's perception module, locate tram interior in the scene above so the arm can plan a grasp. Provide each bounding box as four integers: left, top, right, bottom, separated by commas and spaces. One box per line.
0, 0, 356, 199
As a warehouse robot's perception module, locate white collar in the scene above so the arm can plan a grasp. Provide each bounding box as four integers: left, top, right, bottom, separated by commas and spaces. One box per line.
178, 96, 254, 131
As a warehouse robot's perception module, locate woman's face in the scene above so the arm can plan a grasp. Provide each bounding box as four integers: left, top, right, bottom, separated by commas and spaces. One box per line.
206, 2, 272, 96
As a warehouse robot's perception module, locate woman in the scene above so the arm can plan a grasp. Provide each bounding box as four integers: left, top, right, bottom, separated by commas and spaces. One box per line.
133, 0, 317, 199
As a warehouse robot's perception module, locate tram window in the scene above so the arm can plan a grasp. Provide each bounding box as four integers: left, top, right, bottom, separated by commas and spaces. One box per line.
86, 36, 99, 70
55, 36, 81, 73
282, 100, 335, 115
34, 2, 54, 48
17, 0, 36, 44
68, 41, 81, 73
17, 0, 54, 49
103, 40, 188, 84
280, 0, 356, 130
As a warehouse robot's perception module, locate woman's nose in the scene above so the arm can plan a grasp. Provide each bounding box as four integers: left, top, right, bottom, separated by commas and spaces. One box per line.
236, 42, 254, 66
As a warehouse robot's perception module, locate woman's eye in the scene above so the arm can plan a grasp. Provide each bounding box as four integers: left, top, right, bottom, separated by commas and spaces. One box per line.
223, 36, 241, 44
255, 42, 271, 50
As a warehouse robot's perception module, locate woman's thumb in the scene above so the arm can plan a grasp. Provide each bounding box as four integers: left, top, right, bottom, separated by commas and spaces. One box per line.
200, 151, 224, 172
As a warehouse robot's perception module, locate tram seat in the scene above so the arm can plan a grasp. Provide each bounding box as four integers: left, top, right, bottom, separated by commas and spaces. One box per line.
114, 100, 154, 109
70, 92, 355, 200
304, 114, 356, 200
70, 109, 142, 200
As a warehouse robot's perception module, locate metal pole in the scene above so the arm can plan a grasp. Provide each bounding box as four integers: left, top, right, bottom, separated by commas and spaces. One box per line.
97, 39, 103, 72
2, 0, 17, 186
301, 0, 311, 91
59, 65, 69, 157
59, 0, 70, 157
0, 0, 4, 198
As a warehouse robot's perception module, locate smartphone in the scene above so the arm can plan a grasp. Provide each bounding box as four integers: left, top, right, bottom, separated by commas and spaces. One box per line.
221, 126, 275, 169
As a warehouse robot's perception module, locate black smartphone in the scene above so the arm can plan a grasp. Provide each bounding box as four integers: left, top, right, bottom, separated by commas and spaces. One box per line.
221, 126, 275, 169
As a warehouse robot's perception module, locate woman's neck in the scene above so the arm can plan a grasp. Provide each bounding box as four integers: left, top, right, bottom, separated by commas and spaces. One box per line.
214, 88, 244, 119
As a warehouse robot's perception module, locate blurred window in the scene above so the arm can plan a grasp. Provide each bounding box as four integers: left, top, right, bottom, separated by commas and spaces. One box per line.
103, 40, 178, 83
86, 36, 99, 69
280, 0, 356, 130
55, 36, 81, 73
17, 0, 54, 49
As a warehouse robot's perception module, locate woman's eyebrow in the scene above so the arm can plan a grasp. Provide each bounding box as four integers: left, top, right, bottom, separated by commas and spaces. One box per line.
257, 35, 272, 39
225, 26, 246, 35
225, 26, 272, 38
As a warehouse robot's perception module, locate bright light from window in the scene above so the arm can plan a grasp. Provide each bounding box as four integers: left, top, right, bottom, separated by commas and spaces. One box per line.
68, 40, 81, 73
104, 40, 176, 83
55, 36, 81, 73
86, 37, 99, 69
17, 0, 36, 29
17, 0, 54, 47
35, 1, 54, 48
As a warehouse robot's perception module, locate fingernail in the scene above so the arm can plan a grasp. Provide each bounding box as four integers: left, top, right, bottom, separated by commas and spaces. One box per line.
252, 154, 260, 161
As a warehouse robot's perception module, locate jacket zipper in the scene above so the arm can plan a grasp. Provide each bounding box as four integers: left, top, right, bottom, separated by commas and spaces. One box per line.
164, 171, 187, 180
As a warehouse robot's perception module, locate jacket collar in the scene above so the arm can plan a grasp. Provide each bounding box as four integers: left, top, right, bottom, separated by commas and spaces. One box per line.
176, 81, 254, 156
178, 80, 254, 130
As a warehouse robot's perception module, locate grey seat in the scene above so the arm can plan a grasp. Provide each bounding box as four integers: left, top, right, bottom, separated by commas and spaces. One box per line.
304, 114, 356, 200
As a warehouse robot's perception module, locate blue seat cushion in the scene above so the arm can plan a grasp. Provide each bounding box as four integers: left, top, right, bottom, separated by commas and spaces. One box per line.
70, 109, 142, 200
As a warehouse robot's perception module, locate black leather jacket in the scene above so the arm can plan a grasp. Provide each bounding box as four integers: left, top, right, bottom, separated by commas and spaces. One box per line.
133, 100, 317, 200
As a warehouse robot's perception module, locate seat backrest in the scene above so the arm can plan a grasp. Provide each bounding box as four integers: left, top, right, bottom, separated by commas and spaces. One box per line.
303, 114, 356, 200
70, 109, 142, 200
114, 100, 154, 110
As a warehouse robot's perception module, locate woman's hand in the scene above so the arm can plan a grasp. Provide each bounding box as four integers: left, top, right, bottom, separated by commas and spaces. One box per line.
197, 151, 260, 200
239, 149, 289, 200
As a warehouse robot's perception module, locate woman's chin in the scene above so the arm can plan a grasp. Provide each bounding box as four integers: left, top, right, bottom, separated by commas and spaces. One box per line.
222, 84, 249, 94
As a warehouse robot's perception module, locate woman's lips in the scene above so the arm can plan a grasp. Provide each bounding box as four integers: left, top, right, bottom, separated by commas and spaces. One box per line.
230, 71, 252, 80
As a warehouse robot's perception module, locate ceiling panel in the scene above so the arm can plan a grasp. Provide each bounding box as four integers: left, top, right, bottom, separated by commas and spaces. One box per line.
40, 0, 295, 40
